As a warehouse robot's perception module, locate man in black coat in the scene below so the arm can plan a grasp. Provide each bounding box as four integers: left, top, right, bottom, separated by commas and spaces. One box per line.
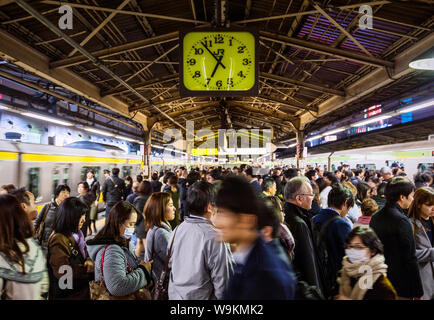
283, 176, 325, 297
369, 177, 423, 299
101, 167, 125, 218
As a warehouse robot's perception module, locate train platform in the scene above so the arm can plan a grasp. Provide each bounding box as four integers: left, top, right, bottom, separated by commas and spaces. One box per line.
0, 0, 433, 309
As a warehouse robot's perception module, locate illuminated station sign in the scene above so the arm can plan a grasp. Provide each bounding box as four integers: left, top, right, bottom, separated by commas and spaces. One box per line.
363, 104, 382, 118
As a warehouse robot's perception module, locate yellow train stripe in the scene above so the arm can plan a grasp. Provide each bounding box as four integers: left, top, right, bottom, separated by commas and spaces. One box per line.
22, 154, 128, 163
0, 151, 18, 161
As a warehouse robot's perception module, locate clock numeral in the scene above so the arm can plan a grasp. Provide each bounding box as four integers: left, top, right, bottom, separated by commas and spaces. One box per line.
227, 78, 233, 86
192, 71, 201, 78
194, 48, 204, 55
238, 46, 246, 54
229, 38, 233, 46
214, 35, 224, 44
206, 40, 213, 48
238, 70, 246, 78
216, 80, 222, 88
242, 58, 252, 65
206, 78, 211, 85
187, 58, 196, 66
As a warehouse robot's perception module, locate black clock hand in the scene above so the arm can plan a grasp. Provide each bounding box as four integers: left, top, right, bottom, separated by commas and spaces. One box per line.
200, 41, 226, 69
210, 55, 223, 78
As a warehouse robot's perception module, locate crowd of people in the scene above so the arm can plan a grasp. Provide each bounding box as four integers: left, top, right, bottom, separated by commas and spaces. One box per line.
0, 162, 433, 300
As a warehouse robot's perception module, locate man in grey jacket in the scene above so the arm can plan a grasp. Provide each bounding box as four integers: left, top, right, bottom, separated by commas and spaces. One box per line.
168, 181, 234, 300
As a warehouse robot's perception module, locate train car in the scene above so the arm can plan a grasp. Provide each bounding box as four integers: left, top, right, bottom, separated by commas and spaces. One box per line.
0, 140, 143, 210
279, 140, 434, 179
0, 140, 216, 209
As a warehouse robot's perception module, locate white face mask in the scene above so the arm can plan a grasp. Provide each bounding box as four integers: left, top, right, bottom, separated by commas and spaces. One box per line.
122, 227, 135, 239
345, 248, 369, 263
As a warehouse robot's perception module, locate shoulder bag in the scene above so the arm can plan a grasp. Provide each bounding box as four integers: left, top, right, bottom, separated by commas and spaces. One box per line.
36, 203, 51, 244
89, 244, 151, 300
152, 226, 178, 300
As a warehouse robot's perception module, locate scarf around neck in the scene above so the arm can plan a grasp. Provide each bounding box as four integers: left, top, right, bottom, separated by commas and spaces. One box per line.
338, 253, 388, 300
72, 230, 86, 259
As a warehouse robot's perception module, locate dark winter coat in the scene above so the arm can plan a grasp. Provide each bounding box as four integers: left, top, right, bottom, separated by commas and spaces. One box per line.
101, 175, 125, 204
312, 208, 352, 282
284, 202, 324, 295
224, 237, 296, 300
47, 233, 93, 300
369, 202, 423, 298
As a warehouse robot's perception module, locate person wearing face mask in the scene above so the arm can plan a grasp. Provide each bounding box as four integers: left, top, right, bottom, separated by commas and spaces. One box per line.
144, 192, 175, 285
10, 187, 38, 221
86, 202, 152, 299
369, 177, 423, 300
47, 197, 94, 300
34, 185, 70, 256
335, 227, 397, 300
312, 185, 354, 299
407, 187, 434, 300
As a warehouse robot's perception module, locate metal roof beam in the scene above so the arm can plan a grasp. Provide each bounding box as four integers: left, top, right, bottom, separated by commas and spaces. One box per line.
257, 94, 318, 112
233, 1, 391, 24
260, 72, 346, 97
41, 1, 211, 25
228, 102, 299, 128
67, 0, 132, 57
102, 73, 178, 97
298, 32, 434, 130
260, 31, 394, 68
50, 32, 179, 69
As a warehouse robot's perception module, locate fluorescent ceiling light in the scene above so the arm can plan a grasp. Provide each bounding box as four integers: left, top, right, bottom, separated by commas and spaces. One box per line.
398, 99, 434, 114
306, 134, 323, 142
322, 127, 346, 136
350, 115, 392, 127
0, 104, 9, 110
288, 143, 297, 147
84, 127, 114, 137
115, 134, 142, 143
22, 112, 73, 126
409, 58, 434, 70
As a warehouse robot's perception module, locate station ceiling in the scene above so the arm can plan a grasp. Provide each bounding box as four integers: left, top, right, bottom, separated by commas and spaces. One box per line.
0, 0, 432, 144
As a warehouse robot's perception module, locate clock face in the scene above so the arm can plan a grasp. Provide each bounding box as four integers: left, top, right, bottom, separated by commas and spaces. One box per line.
181, 31, 256, 93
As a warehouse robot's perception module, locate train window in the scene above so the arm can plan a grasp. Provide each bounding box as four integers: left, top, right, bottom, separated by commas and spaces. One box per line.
356, 164, 376, 169
63, 167, 69, 186
417, 163, 433, 172
28, 168, 40, 198
81, 166, 101, 181
52, 167, 60, 194
122, 166, 133, 178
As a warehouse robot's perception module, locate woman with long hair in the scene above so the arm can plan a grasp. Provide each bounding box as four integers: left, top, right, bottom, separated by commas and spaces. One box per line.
407, 187, 434, 300
77, 181, 93, 237
336, 227, 397, 300
47, 197, 94, 300
86, 201, 152, 298
144, 192, 176, 283
164, 175, 181, 229
356, 181, 372, 205
0, 194, 48, 300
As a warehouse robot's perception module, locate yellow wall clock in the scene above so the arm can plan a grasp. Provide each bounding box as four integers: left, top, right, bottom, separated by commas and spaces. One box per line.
179, 29, 259, 96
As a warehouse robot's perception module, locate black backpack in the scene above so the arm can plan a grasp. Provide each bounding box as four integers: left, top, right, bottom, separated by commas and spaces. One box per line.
312, 215, 341, 299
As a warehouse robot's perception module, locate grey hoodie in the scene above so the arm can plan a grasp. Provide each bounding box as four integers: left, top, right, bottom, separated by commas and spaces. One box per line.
86, 238, 151, 297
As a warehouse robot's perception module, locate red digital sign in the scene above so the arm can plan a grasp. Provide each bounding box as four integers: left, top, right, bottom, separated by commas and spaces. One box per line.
364, 104, 382, 117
